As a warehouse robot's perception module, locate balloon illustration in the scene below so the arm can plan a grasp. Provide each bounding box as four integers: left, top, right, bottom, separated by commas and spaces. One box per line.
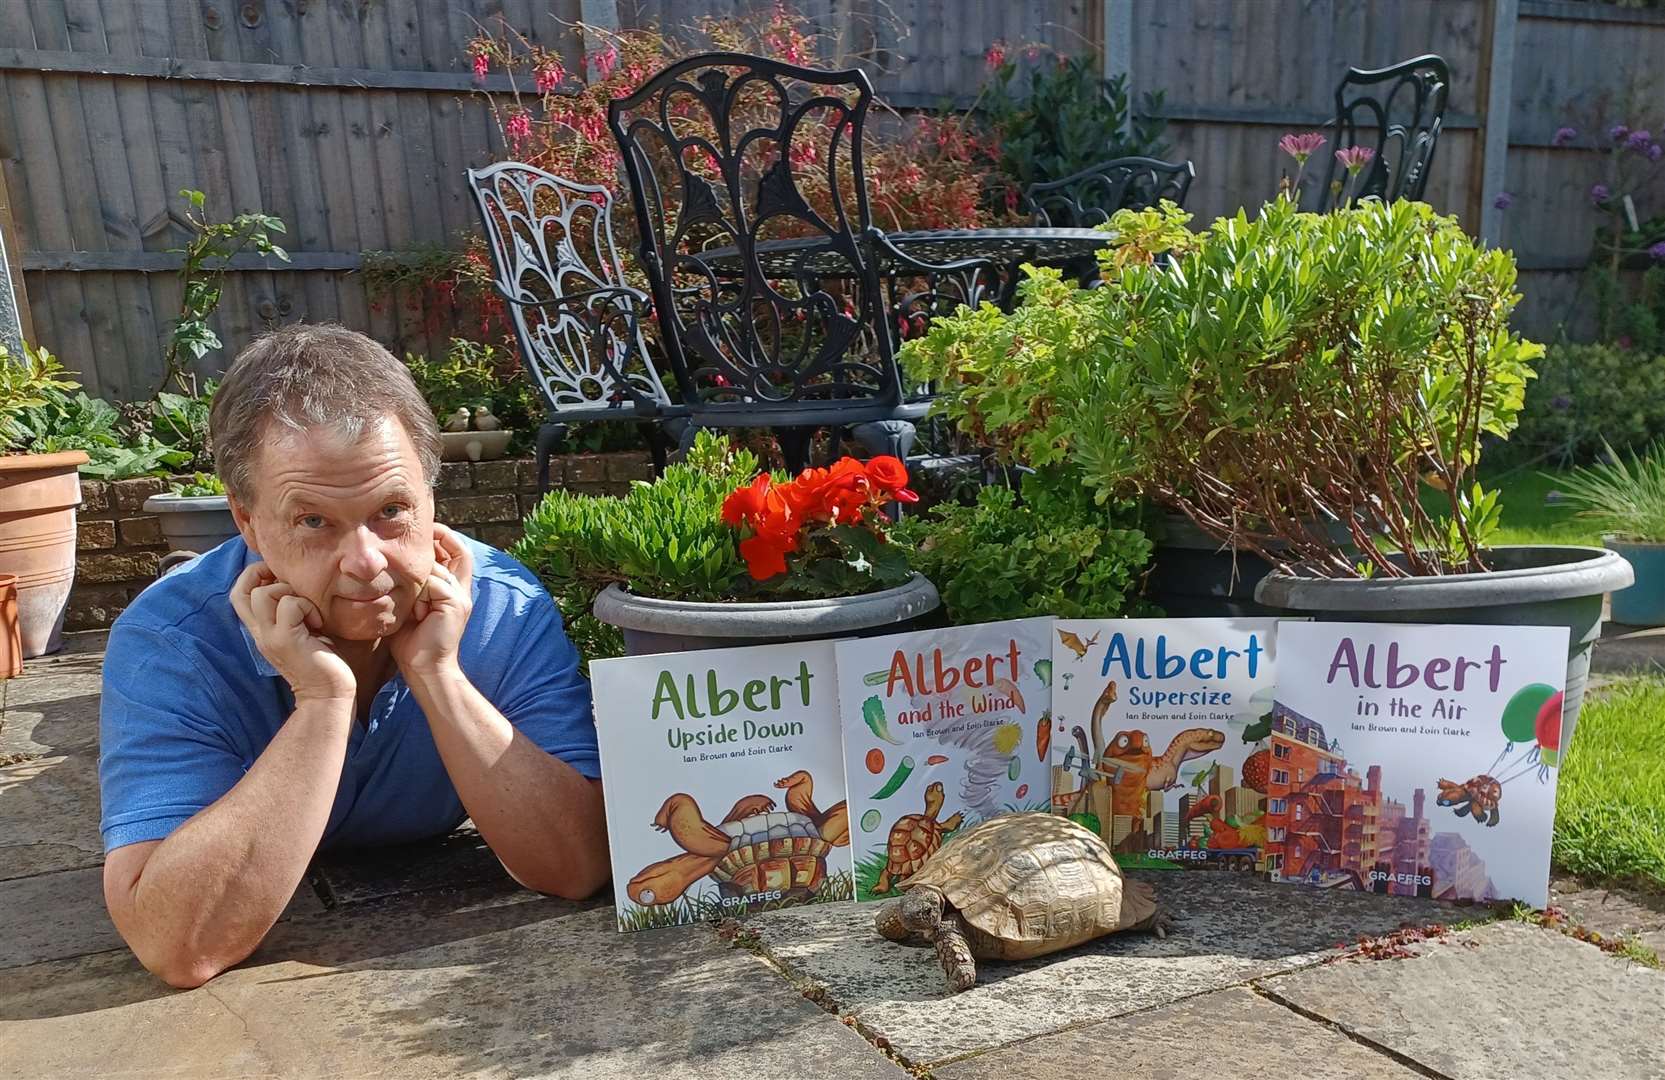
1501, 683, 1556, 744
1535, 690, 1565, 752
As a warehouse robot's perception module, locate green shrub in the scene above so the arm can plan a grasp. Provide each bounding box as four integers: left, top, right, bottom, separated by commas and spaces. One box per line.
1509, 343, 1665, 465
169, 472, 226, 497
1554, 439, 1665, 542
511, 431, 756, 665
981, 54, 1167, 198
893, 466, 1152, 625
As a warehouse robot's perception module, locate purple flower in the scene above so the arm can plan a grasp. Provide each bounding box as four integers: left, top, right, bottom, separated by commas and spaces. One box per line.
1651, 143, 1664, 162
1626, 129, 1654, 152
1552, 126, 1578, 147
1590, 183, 1612, 204
1493, 191, 1514, 210
1650, 241, 1665, 262
1610, 124, 1631, 143
1335, 145, 1375, 173
1551, 394, 1572, 412
1279, 131, 1327, 164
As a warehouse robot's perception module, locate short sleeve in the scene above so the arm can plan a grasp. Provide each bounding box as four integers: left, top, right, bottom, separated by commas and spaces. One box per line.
489, 591, 600, 780
99, 624, 249, 851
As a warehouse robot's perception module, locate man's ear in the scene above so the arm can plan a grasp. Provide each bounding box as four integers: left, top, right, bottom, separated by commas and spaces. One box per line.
227, 494, 260, 555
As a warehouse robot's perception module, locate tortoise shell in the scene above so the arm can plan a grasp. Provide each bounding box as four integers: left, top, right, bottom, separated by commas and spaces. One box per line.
709, 810, 830, 898
899, 812, 1158, 961
884, 812, 948, 880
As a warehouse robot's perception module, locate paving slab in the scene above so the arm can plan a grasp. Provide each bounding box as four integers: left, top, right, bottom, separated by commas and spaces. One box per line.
0, 892, 906, 1078
310, 824, 511, 907
1551, 874, 1665, 957
934, 985, 1424, 1078
0, 866, 327, 970
1593, 623, 1665, 676
0, 659, 106, 880
1262, 920, 1665, 1080
744, 869, 1466, 1066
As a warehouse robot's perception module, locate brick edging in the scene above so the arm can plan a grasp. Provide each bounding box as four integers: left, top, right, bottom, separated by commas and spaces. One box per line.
67, 451, 652, 632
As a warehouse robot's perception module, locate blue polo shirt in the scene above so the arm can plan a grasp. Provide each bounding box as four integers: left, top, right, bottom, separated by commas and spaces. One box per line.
98, 535, 599, 853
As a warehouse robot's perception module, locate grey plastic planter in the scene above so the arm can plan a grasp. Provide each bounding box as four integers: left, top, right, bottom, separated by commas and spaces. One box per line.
1146, 512, 1357, 618
1255, 545, 1634, 750
592, 574, 941, 656
142, 494, 239, 557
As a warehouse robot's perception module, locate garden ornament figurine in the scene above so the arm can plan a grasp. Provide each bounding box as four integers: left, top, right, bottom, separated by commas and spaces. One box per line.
472, 406, 501, 431
442, 406, 471, 432
97, 324, 607, 989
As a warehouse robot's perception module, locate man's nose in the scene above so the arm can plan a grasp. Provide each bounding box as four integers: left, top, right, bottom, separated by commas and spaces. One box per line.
339, 525, 390, 581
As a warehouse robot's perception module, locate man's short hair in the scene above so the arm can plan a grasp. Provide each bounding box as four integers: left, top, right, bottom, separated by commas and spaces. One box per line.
210, 324, 441, 505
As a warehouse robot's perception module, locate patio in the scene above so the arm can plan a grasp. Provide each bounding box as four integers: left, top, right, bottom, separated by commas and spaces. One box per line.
2, 634, 1662, 1079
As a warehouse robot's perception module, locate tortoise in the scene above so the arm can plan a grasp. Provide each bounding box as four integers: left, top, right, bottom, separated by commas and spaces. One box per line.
874, 812, 1169, 992
871, 780, 964, 895
627, 784, 849, 909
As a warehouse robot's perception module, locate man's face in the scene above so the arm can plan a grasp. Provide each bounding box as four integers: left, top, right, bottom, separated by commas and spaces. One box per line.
229, 415, 435, 641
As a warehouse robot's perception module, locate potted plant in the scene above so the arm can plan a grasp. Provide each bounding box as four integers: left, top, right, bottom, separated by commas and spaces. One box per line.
904, 197, 1632, 745
404, 340, 533, 462
0, 344, 89, 657
144, 472, 238, 569
512, 431, 938, 659
1553, 439, 1665, 626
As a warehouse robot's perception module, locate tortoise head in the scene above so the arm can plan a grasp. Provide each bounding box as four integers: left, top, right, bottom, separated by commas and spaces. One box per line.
924, 780, 946, 816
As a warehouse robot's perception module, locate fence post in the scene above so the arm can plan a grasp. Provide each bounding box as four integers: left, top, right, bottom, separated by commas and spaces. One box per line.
581, 0, 621, 83
0, 166, 28, 359
1101, 0, 1134, 98
1477, 0, 1519, 246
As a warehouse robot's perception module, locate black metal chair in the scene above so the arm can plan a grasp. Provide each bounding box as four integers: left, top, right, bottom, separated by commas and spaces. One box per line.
1315, 54, 1449, 210
607, 52, 989, 472
1023, 156, 1196, 227
465, 162, 684, 492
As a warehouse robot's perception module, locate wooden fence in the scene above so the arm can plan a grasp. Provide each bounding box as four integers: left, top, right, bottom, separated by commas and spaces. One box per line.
1, 0, 1661, 398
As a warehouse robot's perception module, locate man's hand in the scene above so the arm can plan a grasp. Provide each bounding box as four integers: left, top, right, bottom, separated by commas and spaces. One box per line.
229, 562, 355, 703
391, 523, 475, 681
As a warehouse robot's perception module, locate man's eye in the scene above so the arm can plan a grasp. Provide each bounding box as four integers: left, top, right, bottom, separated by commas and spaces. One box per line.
299, 515, 326, 529
380, 504, 409, 520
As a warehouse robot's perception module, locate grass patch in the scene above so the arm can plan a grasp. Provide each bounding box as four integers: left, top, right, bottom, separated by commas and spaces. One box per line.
1482, 464, 1605, 548
854, 844, 893, 901
1553, 679, 1665, 892
616, 870, 854, 931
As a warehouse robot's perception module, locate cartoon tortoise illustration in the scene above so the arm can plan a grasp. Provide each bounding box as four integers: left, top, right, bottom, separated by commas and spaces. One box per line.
871, 780, 965, 895
627, 773, 849, 908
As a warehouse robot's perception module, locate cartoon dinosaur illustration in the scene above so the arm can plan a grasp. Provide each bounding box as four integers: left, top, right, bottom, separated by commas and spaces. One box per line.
1143, 728, 1226, 791
1057, 628, 1101, 661
1181, 794, 1250, 849
1102, 729, 1155, 819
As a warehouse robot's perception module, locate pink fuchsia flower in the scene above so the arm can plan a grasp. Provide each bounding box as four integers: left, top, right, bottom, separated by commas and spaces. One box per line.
1610, 124, 1631, 143
1279, 132, 1327, 164
594, 45, 618, 80
1590, 183, 1612, 204
1493, 191, 1514, 210
984, 41, 1006, 70
1335, 145, 1374, 173
505, 109, 533, 147
1650, 241, 1665, 262
1552, 126, 1577, 147
472, 52, 490, 82
534, 59, 564, 95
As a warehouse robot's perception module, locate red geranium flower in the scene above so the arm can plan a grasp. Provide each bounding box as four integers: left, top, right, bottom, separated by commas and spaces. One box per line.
722, 473, 772, 526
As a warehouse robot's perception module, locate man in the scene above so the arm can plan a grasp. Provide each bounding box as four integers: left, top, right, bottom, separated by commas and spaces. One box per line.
99, 325, 609, 988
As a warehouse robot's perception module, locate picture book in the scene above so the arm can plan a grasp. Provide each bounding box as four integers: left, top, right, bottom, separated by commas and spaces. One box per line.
590, 640, 853, 932
1267, 621, 1570, 907
836, 617, 1055, 902
1049, 618, 1284, 872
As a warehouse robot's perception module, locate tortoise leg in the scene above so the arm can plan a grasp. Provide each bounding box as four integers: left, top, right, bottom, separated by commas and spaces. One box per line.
872, 866, 893, 895
874, 900, 911, 942
931, 911, 978, 993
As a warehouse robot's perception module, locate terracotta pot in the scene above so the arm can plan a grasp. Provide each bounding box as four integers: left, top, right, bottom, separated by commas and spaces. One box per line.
0, 451, 88, 657
0, 573, 21, 678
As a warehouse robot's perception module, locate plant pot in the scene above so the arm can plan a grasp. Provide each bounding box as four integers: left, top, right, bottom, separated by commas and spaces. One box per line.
440, 429, 513, 462
1255, 545, 1635, 750
0, 451, 87, 657
591, 574, 942, 656
142, 493, 239, 556
0, 573, 22, 678
1146, 512, 1353, 618
1602, 538, 1665, 627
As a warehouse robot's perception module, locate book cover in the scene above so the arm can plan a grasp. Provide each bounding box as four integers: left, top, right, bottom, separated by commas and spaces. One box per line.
836, 617, 1055, 902
1267, 621, 1570, 907
590, 640, 853, 932
1049, 618, 1283, 872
